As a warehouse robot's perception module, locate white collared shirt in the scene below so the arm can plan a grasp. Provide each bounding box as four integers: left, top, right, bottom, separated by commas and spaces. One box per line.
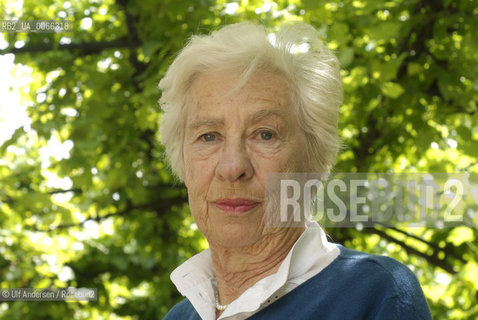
170, 222, 340, 320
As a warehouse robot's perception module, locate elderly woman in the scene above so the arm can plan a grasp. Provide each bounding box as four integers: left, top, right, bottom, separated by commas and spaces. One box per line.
160, 22, 431, 320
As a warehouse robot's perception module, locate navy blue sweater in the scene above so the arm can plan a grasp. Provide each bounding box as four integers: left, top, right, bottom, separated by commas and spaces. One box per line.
164, 245, 432, 319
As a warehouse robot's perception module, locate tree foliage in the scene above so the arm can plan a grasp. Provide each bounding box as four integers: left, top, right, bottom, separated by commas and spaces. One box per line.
0, 0, 477, 319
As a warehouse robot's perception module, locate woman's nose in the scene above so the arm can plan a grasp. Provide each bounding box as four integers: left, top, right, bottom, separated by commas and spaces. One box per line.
215, 139, 253, 183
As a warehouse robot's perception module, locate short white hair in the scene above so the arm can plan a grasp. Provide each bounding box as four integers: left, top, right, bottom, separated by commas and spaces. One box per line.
159, 22, 343, 181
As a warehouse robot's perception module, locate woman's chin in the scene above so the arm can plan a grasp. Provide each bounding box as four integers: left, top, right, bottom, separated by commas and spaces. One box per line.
209, 223, 263, 249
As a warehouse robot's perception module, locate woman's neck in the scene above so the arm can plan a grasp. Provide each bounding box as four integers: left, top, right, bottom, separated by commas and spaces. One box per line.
210, 227, 304, 308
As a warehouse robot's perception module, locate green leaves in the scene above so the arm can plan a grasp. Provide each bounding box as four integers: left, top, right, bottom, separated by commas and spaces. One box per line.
329, 22, 350, 46
368, 21, 402, 42
381, 82, 405, 98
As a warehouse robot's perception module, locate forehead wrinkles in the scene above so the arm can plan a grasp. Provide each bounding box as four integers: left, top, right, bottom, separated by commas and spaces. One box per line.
185, 71, 293, 124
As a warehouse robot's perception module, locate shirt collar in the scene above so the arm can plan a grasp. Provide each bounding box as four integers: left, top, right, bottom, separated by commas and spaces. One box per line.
170, 222, 339, 320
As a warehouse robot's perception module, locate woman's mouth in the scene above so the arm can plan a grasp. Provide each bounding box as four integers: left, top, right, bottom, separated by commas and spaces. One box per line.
215, 198, 260, 214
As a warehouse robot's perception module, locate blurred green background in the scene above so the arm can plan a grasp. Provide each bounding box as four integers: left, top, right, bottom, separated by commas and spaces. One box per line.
0, 0, 477, 319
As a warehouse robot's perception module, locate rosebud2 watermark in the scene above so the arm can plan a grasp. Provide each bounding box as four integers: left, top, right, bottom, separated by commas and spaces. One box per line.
0, 20, 72, 33
0, 288, 97, 301
265, 173, 477, 228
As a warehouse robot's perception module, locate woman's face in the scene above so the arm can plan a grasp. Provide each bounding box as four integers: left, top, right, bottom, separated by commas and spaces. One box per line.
183, 70, 307, 248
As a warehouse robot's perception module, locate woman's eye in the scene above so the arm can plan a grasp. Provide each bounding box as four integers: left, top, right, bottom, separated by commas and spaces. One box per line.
201, 133, 216, 142
259, 131, 274, 141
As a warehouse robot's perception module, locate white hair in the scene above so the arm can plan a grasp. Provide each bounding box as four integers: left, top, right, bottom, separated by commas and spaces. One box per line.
159, 22, 343, 181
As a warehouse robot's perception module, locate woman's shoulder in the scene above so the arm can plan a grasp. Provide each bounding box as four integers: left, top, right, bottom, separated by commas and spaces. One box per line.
308, 244, 431, 318
250, 244, 432, 319
163, 298, 200, 320
332, 244, 421, 288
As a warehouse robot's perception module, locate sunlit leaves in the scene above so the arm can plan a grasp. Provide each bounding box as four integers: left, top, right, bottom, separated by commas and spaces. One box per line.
381, 82, 405, 98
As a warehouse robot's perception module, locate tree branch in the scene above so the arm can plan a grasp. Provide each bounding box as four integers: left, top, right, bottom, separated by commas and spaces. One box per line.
363, 227, 457, 274
376, 223, 466, 264
0, 37, 130, 55
28, 196, 186, 232
115, 0, 149, 91
46, 188, 82, 195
